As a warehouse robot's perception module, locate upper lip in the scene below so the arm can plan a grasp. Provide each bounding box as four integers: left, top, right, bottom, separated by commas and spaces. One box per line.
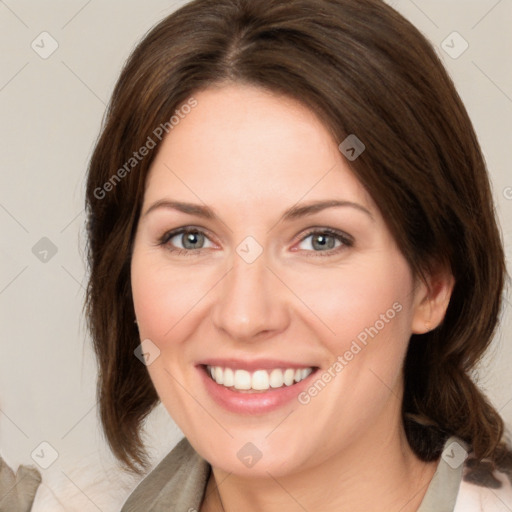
198, 358, 317, 372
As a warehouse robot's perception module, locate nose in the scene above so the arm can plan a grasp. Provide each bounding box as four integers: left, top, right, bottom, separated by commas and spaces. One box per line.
211, 249, 290, 342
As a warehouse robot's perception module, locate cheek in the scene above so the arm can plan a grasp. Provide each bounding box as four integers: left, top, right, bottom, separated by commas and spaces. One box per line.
286, 256, 415, 444
292, 256, 415, 355
287, 253, 416, 424
131, 252, 212, 344
130, 250, 209, 420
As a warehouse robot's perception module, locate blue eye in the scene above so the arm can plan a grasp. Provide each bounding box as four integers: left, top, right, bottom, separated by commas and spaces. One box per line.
296, 229, 353, 255
159, 228, 214, 255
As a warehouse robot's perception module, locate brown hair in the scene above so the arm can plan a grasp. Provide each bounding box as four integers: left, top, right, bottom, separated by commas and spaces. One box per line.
85, 0, 510, 477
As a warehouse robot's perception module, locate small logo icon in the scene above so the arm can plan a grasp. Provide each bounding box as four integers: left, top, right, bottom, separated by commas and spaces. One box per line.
134, 339, 161, 365
339, 134, 366, 161
32, 237, 58, 263
442, 441, 468, 469
441, 32, 469, 59
236, 236, 263, 264
31, 32, 59, 59
237, 442, 263, 468
31, 441, 59, 469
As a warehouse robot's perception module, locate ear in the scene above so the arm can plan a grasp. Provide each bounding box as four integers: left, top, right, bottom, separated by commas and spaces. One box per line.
411, 264, 455, 334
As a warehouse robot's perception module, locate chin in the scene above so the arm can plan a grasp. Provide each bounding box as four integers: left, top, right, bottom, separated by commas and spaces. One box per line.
191, 434, 312, 478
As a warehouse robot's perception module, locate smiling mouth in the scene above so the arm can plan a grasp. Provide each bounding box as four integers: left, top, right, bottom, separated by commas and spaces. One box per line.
203, 365, 316, 393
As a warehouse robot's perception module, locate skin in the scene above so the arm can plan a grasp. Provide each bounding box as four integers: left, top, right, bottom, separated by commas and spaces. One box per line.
131, 83, 454, 512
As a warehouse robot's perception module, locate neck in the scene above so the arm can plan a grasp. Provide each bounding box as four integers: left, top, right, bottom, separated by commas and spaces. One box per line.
201, 400, 438, 512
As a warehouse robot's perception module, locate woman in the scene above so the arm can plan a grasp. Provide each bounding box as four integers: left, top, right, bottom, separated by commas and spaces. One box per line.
85, 0, 512, 510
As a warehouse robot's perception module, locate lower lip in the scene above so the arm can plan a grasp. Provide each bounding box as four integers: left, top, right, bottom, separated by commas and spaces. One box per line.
198, 366, 317, 415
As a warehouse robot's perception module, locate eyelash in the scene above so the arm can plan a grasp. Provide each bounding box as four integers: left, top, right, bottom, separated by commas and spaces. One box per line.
158, 227, 354, 258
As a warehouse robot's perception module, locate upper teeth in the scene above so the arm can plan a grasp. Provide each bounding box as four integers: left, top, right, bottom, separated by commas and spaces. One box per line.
207, 366, 313, 391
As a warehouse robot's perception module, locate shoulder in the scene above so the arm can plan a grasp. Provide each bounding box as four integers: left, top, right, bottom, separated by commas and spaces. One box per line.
454, 445, 512, 512
120, 437, 210, 512
0, 455, 41, 511
454, 469, 512, 511
420, 435, 512, 512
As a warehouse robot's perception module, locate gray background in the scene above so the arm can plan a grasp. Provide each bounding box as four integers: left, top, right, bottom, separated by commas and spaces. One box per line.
1, 0, 511, 510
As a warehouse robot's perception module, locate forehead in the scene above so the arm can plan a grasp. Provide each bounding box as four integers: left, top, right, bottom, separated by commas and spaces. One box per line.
143, 84, 375, 216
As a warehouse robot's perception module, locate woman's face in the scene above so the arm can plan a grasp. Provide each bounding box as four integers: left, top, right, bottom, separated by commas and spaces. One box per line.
131, 83, 430, 477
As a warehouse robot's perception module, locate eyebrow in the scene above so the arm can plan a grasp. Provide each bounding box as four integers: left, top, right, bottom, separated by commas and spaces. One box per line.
143, 199, 374, 222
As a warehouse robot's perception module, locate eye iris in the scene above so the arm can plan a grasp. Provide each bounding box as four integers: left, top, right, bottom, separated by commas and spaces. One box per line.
312, 234, 335, 251
183, 231, 204, 249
